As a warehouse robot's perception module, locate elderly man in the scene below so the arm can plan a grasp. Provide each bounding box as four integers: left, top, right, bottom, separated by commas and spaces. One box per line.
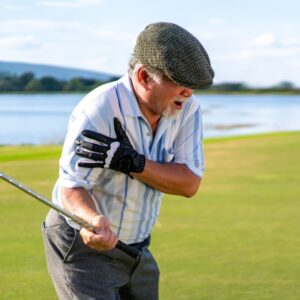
42, 22, 214, 299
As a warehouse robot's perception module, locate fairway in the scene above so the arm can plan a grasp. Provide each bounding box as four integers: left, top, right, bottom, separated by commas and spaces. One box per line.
0, 132, 300, 299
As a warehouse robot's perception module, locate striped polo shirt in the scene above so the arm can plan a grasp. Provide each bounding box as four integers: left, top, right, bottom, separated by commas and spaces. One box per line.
52, 74, 204, 244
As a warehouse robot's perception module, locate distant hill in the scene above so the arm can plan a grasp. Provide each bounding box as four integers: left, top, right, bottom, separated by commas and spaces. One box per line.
0, 61, 117, 81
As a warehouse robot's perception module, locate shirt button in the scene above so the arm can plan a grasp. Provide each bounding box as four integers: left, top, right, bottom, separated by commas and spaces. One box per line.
147, 132, 151, 136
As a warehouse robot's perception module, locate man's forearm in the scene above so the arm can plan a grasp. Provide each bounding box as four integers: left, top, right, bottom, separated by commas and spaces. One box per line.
61, 187, 118, 251
61, 187, 98, 223
133, 160, 201, 197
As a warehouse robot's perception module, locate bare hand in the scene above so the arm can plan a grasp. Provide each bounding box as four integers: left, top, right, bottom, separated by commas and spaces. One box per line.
80, 215, 118, 251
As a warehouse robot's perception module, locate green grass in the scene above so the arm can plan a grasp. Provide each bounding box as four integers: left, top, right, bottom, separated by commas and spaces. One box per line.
0, 132, 300, 299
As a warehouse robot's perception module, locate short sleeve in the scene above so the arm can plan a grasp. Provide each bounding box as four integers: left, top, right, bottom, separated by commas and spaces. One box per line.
58, 96, 112, 190
173, 106, 204, 177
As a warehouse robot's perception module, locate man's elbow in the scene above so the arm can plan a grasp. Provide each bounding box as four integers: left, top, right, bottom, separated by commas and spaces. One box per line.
182, 178, 201, 198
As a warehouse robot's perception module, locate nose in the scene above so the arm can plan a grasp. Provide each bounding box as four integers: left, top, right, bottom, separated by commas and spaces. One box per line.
180, 88, 193, 98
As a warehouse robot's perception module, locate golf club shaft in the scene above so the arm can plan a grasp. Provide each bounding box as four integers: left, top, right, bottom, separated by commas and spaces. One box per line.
0, 171, 140, 259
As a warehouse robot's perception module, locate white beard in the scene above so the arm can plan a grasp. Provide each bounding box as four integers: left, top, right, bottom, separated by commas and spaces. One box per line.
161, 98, 187, 119
162, 106, 181, 119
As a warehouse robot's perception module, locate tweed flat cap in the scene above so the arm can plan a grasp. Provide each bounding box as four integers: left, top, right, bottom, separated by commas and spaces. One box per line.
134, 22, 214, 90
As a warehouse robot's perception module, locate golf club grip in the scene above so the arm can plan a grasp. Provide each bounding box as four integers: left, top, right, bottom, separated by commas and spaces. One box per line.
72, 214, 140, 259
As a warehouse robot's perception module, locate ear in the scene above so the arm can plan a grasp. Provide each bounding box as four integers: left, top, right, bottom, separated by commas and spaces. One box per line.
136, 67, 152, 91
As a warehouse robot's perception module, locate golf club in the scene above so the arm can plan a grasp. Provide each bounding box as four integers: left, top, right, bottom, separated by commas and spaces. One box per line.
0, 171, 140, 259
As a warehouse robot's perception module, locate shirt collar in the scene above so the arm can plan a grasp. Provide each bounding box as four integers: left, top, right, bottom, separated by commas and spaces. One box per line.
117, 74, 143, 118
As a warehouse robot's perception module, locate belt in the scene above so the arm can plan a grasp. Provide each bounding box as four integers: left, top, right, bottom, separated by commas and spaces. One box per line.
129, 236, 151, 251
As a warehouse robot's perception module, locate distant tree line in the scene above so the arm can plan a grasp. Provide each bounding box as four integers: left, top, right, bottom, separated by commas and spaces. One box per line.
208, 81, 300, 94
0, 72, 120, 92
0, 72, 299, 94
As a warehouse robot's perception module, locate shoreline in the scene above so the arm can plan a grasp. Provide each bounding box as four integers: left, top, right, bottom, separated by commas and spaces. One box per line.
1, 130, 299, 148
1, 90, 300, 96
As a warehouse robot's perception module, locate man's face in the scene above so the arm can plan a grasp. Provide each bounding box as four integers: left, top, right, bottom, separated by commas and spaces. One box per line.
146, 75, 193, 119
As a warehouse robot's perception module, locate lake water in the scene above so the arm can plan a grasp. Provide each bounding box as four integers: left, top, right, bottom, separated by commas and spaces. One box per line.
0, 93, 300, 145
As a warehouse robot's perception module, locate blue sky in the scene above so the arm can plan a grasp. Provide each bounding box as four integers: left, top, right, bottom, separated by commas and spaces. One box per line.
1, 0, 300, 87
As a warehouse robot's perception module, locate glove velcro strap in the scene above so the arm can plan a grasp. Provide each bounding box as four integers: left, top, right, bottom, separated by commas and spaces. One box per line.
133, 154, 146, 173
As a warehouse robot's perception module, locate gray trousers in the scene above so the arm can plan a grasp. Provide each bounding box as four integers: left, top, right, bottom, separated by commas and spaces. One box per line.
42, 210, 159, 300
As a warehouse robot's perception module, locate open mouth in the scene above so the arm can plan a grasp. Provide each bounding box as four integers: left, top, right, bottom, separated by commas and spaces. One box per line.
174, 100, 184, 109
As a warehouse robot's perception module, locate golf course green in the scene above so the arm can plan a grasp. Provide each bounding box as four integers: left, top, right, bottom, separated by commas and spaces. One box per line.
0, 131, 299, 299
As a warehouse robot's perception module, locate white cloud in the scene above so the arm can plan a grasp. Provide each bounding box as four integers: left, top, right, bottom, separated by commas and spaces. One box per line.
209, 18, 225, 25
93, 29, 121, 39
38, 0, 104, 8
1, 19, 127, 44
2, 19, 57, 32
84, 57, 108, 69
217, 46, 300, 63
225, 32, 300, 65
281, 37, 300, 47
93, 29, 135, 43
247, 33, 276, 47
3, 4, 25, 10
0, 36, 41, 49
1, 19, 86, 35
258, 47, 300, 58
